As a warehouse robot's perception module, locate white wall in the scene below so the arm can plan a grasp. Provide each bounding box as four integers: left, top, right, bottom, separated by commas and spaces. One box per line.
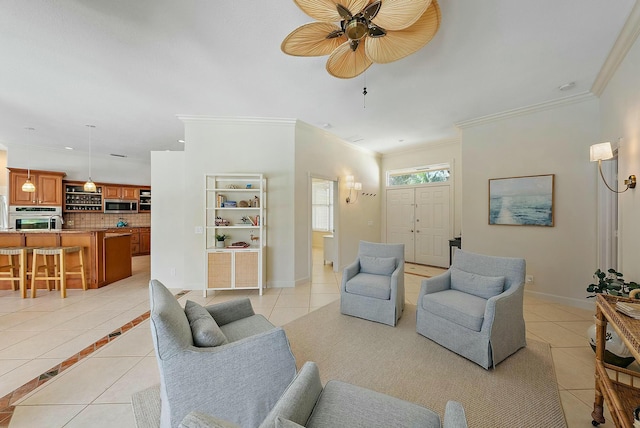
294, 122, 381, 283
151, 151, 185, 288
7, 145, 150, 185
599, 31, 640, 282
381, 139, 462, 237
152, 117, 297, 289
459, 97, 600, 307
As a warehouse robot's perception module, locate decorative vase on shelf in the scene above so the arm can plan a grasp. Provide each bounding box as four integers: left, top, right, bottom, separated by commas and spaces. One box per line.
587, 324, 635, 368
216, 241, 225, 248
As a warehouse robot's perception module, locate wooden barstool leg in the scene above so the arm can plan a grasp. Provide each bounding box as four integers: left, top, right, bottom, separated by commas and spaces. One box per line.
78, 249, 87, 291
30, 251, 37, 298
59, 249, 66, 299
19, 250, 26, 299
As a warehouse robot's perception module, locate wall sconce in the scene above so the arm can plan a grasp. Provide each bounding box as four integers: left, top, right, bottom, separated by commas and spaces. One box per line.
590, 142, 636, 193
345, 175, 362, 204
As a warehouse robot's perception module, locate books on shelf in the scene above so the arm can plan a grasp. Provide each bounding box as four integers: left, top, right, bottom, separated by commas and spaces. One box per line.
615, 302, 640, 319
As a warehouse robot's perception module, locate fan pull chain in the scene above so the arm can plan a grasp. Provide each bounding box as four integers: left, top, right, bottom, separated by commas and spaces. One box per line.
362, 72, 367, 108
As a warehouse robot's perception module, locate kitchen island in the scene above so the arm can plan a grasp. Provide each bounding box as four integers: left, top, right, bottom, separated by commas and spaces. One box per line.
0, 229, 132, 290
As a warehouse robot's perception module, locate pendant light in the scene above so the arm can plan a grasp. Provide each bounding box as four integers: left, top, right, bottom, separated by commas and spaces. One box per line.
84, 124, 97, 192
22, 127, 36, 193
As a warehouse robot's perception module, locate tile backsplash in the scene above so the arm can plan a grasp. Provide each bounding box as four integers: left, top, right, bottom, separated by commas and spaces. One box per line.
63, 213, 150, 229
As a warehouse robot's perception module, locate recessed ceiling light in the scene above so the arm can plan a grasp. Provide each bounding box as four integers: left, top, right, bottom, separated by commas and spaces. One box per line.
558, 82, 576, 91
177, 139, 185, 143
64, 146, 74, 150
322, 123, 332, 129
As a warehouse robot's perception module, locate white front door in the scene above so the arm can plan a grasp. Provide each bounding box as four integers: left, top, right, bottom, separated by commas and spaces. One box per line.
415, 186, 450, 267
386, 188, 415, 262
386, 185, 451, 267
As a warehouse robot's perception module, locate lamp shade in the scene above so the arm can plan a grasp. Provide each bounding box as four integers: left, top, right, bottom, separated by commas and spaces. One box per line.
346, 175, 355, 189
84, 179, 97, 193
21, 178, 36, 193
590, 142, 614, 162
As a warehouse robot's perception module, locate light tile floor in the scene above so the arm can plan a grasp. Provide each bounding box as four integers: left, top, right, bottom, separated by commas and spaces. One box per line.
0, 251, 615, 427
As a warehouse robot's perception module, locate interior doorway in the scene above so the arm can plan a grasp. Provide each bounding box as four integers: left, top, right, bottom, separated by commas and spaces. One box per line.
386, 184, 451, 267
310, 177, 338, 277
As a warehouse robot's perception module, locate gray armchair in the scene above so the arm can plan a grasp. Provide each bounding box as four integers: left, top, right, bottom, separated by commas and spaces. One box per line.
416, 250, 526, 369
340, 241, 405, 326
149, 280, 297, 428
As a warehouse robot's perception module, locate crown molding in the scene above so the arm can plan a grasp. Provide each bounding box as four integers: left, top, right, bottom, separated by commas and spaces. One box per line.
382, 137, 461, 158
591, 1, 640, 96
295, 120, 381, 157
176, 115, 297, 126
455, 92, 596, 129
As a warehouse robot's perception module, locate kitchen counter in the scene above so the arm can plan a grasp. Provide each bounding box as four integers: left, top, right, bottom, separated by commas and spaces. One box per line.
0, 229, 133, 291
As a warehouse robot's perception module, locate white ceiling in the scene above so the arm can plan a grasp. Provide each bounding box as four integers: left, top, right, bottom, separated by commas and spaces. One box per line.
0, 0, 635, 160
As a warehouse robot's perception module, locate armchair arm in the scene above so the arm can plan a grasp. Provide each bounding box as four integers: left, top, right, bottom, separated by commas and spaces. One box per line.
419, 270, 452, 298
206, 297, 255, 326
259, 361, 323, 428
390, 260, 405, 303
340, 259, 360, 292
481, 282, 523, 333
162, 328, 297, 428
443, 401, 468, 428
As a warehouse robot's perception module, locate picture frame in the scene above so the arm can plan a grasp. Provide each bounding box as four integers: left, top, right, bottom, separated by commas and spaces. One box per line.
489, 174, 554, 226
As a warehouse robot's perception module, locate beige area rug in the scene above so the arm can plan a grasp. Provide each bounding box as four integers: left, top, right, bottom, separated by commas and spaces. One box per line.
132, 384, 160, 428
283, 301, 567, 428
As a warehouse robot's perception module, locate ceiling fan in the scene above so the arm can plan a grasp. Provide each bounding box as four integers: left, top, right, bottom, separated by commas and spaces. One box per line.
281, 0, 441, 79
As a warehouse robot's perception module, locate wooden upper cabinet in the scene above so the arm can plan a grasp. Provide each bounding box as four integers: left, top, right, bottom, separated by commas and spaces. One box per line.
104, 185, 138, 199
8, 168, 65, 206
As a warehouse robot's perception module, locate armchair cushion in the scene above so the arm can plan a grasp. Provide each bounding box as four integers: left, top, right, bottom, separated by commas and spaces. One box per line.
422, 290, 486, 332
275, 417, 304, 428
184, 300, 228, 347
179, 412, 241, 428
450, 267, 504, 299
360, 255, 396, 275
345, 273, 392, 300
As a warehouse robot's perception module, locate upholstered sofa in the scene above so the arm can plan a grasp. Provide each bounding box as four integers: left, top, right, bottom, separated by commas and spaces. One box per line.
179, 361, 468, 428
341, 241, 405, 326
416, 250, 526, 369
149, 280, 297, 428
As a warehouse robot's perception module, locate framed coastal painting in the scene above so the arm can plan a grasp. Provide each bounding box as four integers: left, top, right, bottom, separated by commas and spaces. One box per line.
489, 174, 554, 226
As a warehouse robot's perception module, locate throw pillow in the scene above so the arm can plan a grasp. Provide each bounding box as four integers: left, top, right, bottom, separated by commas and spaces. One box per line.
450, 267, 505, 299
184, 300, 229, 347
359, 255, 396, 275
275, 417, 305, 428
179, 411, 241, 428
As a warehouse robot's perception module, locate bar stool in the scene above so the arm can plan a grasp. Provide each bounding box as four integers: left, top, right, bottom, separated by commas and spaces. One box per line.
31, 246, 87, 298
0, 247, 33, 298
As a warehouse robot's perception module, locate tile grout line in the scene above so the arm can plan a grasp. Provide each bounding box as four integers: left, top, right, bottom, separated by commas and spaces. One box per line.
0, 289, 188, 427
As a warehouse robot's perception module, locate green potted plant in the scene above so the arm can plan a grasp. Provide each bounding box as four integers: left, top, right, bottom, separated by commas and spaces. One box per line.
586, 268, 639, 367
215, 234, 228, 248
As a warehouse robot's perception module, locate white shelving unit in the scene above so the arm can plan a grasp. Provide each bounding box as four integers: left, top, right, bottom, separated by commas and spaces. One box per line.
204, 173, 265, 296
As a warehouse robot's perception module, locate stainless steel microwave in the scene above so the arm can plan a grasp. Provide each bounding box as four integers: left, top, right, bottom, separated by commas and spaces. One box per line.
104, 199, 138, 213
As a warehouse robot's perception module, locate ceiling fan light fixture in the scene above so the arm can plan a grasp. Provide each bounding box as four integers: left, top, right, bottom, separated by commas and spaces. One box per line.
283, 0, 440, 79
345, 18, 368, 40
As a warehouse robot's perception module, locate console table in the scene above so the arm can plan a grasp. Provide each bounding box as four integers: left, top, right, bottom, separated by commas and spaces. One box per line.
592, 294, 640, 427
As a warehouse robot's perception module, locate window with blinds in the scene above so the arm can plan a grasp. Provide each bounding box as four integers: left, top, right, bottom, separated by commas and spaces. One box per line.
312, 179, 333, 232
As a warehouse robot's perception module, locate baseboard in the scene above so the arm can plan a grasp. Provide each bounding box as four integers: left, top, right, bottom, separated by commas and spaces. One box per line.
525, 290, 596, 311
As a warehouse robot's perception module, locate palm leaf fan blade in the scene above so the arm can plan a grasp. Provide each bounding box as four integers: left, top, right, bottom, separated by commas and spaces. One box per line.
326, 42, 372, 78
293, 0, 369, 22
365, 0, 440, 64
282, 22, 347, 56
371, 0, 431, 31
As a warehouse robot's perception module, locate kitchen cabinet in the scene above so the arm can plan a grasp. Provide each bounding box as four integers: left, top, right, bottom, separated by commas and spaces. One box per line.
8, 168, 65, 206
63, 181, 103, 212
139, 187, 151, 212
205, 173, 265, 296
104, 185, 138, 200
105, 227, 150, 256
139, 227, 150, 254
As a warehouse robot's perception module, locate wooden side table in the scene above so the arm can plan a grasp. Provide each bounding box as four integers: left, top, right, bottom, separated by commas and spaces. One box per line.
592, 294, 640, 427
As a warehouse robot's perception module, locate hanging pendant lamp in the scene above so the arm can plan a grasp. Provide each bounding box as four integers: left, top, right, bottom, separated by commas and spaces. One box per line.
22, 127, 36, 193
84, 125, 97, 192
